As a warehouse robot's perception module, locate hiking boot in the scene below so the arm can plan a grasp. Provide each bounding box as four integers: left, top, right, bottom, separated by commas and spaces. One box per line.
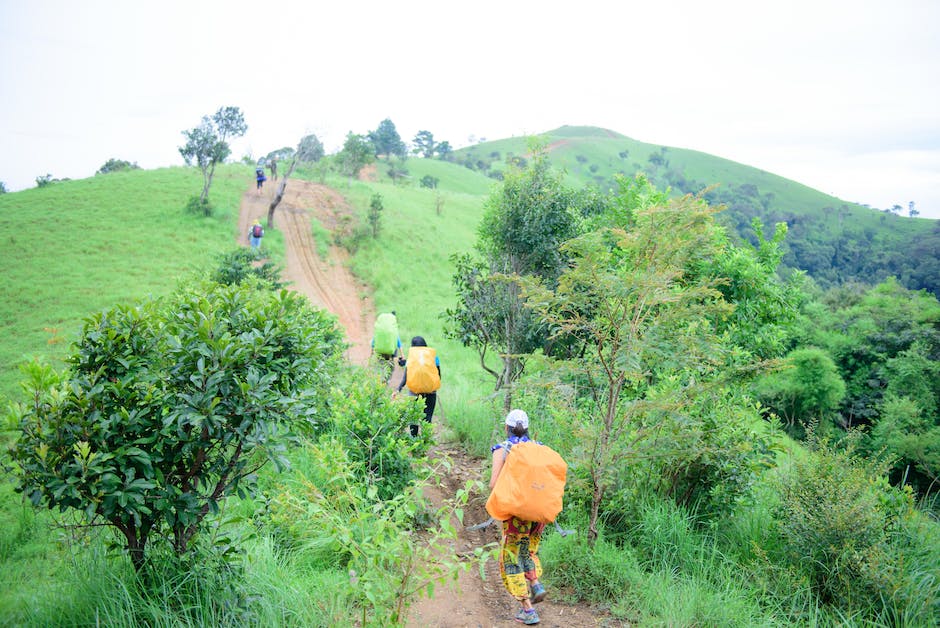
515, 608, 540, 625
530, 582, 547, 604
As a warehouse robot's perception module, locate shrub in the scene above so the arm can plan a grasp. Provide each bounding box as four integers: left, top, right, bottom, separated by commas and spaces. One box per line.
419, 175, 439, 189
96, 158, 141, 175
543, 524, 641, 604
267, 432, 475, 624
327, 376, 429, 500
772, 431, 916, 612
210, 248, 285, 289
368, 193, 383, 238
184, 194, 213, 216
10, 280, 345, 572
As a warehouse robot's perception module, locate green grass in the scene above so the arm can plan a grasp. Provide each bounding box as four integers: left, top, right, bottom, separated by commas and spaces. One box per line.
3, 156, 938, 626
0, 164, 257, 399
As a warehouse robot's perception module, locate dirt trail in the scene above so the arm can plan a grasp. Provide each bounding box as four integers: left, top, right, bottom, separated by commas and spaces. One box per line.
237, 181, 617, 626
238, 180, 374, 365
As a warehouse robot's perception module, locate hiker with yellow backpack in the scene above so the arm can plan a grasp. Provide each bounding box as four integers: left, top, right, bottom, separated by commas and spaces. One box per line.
486, 409, 567, 626
394, 336, 441, 437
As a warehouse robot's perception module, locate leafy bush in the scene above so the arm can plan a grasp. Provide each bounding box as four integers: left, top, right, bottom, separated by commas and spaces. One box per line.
772, 432, 920, 613
419, 175, 439, 189
267, 433, 475, 624
10, 280, 344, 571
184, 194, 213, 216
327, 376, 430, 500
211, 248, 285, 289
96, 158, 141, 175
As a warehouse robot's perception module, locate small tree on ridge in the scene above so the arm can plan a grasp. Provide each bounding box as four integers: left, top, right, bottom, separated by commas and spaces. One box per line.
179, 106, 247, 203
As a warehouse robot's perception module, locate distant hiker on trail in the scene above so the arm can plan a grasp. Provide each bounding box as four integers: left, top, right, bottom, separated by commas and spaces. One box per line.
268, 158, 278, 181
394, 336, 440, 437
255, 166, 267, 194
371, 311, 402, 381
489, 409, 549, 625
248, 220, 264, 248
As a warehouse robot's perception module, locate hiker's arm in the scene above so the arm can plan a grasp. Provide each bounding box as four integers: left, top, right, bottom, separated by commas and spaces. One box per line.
396, 367, 406, 393
489, 448, 506, 490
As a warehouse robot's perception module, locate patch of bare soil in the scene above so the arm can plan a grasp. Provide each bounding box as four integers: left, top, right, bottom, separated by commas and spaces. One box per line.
237, 182, 620, 626
358, 163, 378, 182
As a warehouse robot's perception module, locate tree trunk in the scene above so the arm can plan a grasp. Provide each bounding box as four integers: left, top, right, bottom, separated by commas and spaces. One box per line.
200, 168, 212, 203
266, 156, 298, 227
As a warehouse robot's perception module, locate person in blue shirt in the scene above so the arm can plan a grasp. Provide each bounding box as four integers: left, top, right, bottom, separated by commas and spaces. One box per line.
395, 336, 440, 437
255, 166, 267, 194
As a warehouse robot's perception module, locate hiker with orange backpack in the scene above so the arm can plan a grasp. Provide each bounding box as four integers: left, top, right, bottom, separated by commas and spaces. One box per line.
487, 409, 566, 626
394, 336, 440, 437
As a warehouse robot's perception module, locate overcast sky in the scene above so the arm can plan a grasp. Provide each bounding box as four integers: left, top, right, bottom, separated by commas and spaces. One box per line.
2, 0, 938, 218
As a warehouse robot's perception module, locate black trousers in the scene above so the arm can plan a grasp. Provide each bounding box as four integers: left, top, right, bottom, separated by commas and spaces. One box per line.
410, 392, 437, 436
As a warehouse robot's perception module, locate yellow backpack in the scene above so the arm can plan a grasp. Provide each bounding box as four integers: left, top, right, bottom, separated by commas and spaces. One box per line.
405, 346, 440, 394
486, 440, 567, 523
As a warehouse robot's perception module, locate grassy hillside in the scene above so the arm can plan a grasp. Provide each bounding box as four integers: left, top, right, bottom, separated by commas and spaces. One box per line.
453, 126, 939, 294
2, 155, 937, 626
0, 165, 255, 399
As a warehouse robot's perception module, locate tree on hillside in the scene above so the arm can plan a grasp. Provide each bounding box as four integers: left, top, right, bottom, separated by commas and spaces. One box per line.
521, 188, 748, 542
337, 132, 374, 178
753, 347, 846, 437
0, 181, 6, 194
436, 141, 453, 161
178, 106, 247, 203
871, 342, 940, 490
12, 280, 344, 572
296, 133, 325, 162
35, 174, 56, 188
413, 130, 436, 158
445, 144, 580, 410
96, 158, 141, 175
369, 118, 406, 160
264, 133, 332, 227
265, 146, 296, 163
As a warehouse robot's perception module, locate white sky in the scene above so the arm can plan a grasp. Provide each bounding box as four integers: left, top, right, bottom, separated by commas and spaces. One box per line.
1, 0, 938, 218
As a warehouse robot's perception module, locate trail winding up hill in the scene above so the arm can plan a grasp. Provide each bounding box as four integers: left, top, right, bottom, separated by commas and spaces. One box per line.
237, 182, 614, 627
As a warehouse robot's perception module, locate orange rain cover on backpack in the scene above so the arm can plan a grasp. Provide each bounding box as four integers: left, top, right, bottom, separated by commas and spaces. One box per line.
405, 346, 440, 394
486, 441, 567, 523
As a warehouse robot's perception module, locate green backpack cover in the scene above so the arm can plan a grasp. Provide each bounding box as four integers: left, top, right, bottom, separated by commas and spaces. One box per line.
373, 313, 398, 356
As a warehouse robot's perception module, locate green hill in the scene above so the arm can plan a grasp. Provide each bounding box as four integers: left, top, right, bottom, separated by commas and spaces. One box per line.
0, 165, 250, 397
452, 126, 940, 295
1, 142, 938, 628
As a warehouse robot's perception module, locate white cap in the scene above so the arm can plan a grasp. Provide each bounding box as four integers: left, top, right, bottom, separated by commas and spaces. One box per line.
505, 409, 529, 430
